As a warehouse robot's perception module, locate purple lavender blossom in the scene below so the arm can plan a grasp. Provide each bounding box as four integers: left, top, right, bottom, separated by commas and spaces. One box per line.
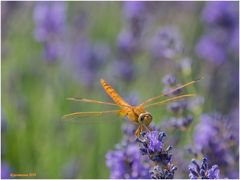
34, 2, 66, 42
162, 74, 176, 86
167, 101, 187, 114
150, 26, 183, 60
201, 1, 238, 28
33, 2, 66, 61
106, 142, 150, 178
194, 114, 218, 151
195, 1, 238, 65
137, 131, 177, 178
150, 164, 177, 179
112, 1, 148, 84
161, 74, 182, 97
123, 1, 145, 21
117, 30, 137, 55
195, 35, 226, 65
145, 131, 164, 153
112, 60, 135, 83
189, 158, 220, 179
194, 113, 238, 178
73, 40, 109, 88
123, 1, 146, 38
137, 131, 172, 165
168, 116, 193, 130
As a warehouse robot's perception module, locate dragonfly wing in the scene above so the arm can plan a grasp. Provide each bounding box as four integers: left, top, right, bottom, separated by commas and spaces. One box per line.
141, 78, 203, 106
62, 110, 121, 122
144, 94, 196, 109
67, 97, 119, 107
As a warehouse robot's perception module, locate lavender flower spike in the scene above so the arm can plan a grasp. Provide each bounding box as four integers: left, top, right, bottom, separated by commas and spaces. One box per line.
106, 141, 150, 178
189, 157, 220, 179
137, 131, 177, 179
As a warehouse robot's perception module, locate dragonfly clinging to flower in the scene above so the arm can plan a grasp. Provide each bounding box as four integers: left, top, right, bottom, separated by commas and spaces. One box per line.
63, 78, 202, 137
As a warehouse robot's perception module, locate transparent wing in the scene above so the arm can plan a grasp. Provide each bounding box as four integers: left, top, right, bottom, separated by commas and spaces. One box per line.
62, 110, 121, 123
67, 97, 119, 106
141, 77, 203, 106
144, 94, 196, 109
67, 97, 131, 108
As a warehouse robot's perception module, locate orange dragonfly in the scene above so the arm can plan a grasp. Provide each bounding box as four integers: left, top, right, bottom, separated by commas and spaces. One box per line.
63, 78, 202, 137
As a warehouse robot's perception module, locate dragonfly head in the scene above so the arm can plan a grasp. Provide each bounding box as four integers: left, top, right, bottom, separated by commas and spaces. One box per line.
138, 112, 152, 126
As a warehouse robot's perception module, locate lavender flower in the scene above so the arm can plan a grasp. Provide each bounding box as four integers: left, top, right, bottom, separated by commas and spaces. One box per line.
33, 2, 66, 61
189, 158, 220, 179
194, 114, 218, 151
34, 2, 66, 42
195, 1, 238, 65
150, 164, 177, 179
194, 113, 238, 178
73, 40, 109, 88
168, 116, 193, 130
123, 1, 145, 21
111, 60, 135, 83
112, 2, 148, 84
167, 101, 187, 114
123, 1, 146, 38
138, 131, 165, 156
137, 131, 177, 179
150, 26, 183, 61
162, 74, 176, 86
195, 35, 226, 65
106, 141, 150, 178
201, 1, 238, 28
117, 30, 138, 55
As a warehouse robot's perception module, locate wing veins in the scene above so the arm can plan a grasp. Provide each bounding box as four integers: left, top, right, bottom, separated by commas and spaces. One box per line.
141, 77, 203, 106
144, 94, 196, 108
67, 97, 131, 108
62, 110, 120, 120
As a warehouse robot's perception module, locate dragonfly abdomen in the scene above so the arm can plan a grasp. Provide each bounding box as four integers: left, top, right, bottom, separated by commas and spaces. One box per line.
100, 79, 129, 107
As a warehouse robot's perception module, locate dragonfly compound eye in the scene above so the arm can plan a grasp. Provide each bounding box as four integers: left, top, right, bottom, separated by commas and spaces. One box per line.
138, 112, 152, 125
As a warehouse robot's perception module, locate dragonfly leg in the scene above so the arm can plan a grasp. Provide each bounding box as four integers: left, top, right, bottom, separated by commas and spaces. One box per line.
135, 125, 143, 137
143, 123, 151, 132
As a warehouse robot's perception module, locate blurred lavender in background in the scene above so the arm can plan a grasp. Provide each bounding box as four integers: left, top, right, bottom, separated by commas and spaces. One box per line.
150, 26, 184, 62
195, 1, 238, 112
112, 1, 148, 83
72, 39, 109, 88
33, 2, 66, 62
196, 1, 238, 65
193, 113, 239, 178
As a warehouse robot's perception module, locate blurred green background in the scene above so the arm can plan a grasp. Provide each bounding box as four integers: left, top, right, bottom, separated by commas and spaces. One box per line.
1, 1, 238, 178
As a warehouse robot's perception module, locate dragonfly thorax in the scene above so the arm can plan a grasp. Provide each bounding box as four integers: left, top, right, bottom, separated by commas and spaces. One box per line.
138, 112, 152, 126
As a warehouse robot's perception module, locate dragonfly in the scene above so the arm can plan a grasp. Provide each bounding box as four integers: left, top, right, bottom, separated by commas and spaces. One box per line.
63, 78, 202, 137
